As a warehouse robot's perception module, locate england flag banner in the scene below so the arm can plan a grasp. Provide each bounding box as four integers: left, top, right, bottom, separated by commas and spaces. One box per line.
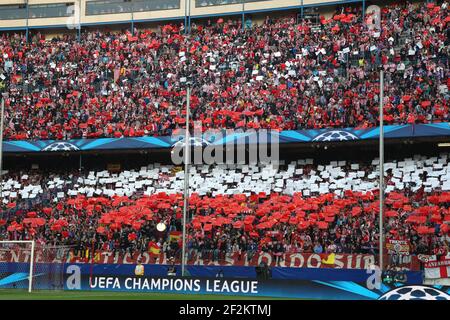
424, 256, 450, 279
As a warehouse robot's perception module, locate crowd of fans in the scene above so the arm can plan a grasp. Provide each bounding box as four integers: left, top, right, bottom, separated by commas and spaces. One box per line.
0, 154, 449, 265
0, 1, 448, 141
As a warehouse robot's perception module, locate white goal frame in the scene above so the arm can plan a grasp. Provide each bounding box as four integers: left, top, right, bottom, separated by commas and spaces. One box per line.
0, 240, 35, 292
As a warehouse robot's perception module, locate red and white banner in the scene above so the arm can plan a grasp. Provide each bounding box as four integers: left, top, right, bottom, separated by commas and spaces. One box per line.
424, 256, 450, 279
0, 248, 420, 270
118, 252, 378, 269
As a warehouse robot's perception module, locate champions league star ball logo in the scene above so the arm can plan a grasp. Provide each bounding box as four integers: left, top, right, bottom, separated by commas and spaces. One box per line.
173, 137, 211, 148
312, 130, 359, 142
378, 286, 450, 300
42, 142, 80, 152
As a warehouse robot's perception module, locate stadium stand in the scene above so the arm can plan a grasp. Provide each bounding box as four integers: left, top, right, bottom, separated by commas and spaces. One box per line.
0, 153, 449, 262
0, 0, 448, 272
0, 1, 448, 140
1, 0, 450, 302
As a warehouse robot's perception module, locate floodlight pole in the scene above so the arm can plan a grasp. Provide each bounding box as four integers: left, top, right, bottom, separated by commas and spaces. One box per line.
181, 86, 190, 277
379, 69, 384, 271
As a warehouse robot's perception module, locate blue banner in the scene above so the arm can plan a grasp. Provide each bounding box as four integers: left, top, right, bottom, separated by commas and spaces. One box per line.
1, 263, 424, 283
61, 264, 450, 300
2, 123, 449, 153
0, 262, 439, 300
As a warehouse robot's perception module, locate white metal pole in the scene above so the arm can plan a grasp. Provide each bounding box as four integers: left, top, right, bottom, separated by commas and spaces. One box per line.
29, 240, 35, 293
181, 86, 190, 277
379, 69, 384, 271
0, 98, 4, 205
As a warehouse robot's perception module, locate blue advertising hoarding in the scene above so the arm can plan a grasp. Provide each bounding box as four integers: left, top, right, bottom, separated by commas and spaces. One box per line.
2, 262, 448, 300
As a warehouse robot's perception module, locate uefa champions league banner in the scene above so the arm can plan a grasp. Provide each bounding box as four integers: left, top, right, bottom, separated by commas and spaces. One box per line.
63, 269, 449, 300
1, 262, 449, 300
2, 123, 449, 153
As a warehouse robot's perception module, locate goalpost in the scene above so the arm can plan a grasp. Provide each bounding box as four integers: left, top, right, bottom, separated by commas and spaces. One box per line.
0, 241, 72, 293
0, 241, 35, 293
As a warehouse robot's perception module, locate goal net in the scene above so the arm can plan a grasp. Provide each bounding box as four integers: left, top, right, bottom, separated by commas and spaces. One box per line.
0, 241, 71, 292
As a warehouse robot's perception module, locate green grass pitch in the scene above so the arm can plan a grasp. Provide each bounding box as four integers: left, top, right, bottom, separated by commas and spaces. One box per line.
0, 289, 291, 300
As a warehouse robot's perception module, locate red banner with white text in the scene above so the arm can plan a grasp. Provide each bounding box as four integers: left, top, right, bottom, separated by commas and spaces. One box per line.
0, 248, 420, 270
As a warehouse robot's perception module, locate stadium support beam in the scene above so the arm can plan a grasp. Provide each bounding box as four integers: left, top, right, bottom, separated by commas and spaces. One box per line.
379, 69, 384, 271
184, 0, 188, 34
188, 15, 191, 33
131, 5, 135, 36
77, 0, 82, 42
242, 0, 245, 32
363, 0, 366, 19
300, 0, 304, 20
131, 11, 134, 37
181, 86, 191, 277
186, 0, 191, 34
25, 0, 29, 43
